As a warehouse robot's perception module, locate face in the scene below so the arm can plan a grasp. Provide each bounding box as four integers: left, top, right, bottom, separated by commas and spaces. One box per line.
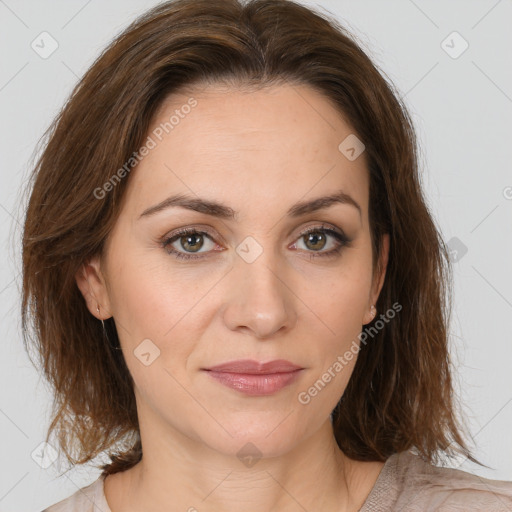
77, 82, 389, 459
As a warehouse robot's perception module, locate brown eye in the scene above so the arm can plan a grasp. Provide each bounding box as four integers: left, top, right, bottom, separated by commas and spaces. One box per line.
303, 231, 328, 251
292, 225, 350, 259
178, 233, 204, 253
162, 229, 217, 260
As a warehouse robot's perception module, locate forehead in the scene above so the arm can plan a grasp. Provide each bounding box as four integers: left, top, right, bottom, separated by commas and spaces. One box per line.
123, 83, 369, 220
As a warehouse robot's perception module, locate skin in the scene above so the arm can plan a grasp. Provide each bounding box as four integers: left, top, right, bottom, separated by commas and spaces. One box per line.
76, 82, 390, 512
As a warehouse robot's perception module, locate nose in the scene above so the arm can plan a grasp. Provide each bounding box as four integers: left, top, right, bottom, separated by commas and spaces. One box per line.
221, 250, 297, 339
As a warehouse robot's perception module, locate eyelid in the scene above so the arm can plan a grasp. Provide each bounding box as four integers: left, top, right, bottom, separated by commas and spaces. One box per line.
163, 224, 225, 245
163, 221, 347, 243
295, 221, 346, 238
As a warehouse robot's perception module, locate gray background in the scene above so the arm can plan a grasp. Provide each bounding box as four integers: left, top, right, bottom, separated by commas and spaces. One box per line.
1, 0, 511, 510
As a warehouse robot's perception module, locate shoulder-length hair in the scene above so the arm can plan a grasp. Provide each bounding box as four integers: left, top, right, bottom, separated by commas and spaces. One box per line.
21, 0, 482, 476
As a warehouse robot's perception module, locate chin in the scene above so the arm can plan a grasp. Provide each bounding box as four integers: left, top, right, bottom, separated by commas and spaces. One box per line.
195, 414, 306, 462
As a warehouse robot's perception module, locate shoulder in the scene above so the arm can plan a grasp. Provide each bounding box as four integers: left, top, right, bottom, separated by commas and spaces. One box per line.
391, 451, 512, 511
40, 475, 108, 512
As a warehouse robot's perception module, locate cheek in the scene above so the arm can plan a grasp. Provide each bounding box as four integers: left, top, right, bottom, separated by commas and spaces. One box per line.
105, 245, 217, 383
303, 255, 373, 394
107, 263, 202, 406
308, 255, 373, 332
295, 275, 370, 413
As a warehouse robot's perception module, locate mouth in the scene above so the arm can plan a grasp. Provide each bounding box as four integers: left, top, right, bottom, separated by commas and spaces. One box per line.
202, 359, 304, 396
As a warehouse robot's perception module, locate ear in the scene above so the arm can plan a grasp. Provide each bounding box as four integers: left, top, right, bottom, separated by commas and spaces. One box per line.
362, 233, 390, 324
75, 255, 113, 320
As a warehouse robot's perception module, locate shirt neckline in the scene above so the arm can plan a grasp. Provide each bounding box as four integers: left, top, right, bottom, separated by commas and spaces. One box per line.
357, 451, 400, 511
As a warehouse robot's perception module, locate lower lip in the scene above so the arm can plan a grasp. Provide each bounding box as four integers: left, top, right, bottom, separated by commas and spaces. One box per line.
204, 370, 303, 396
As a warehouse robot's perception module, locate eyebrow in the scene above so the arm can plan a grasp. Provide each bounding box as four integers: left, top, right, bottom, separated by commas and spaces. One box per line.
138, 189, 362, 220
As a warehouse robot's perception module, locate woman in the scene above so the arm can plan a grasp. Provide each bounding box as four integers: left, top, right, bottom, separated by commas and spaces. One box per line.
22, 0, 512, 510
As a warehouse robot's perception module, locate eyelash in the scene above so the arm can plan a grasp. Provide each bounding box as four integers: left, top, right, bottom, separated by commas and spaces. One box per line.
161, 224, 351, 262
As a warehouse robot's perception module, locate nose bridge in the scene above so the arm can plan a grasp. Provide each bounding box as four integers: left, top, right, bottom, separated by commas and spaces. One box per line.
222, 235, 297, 338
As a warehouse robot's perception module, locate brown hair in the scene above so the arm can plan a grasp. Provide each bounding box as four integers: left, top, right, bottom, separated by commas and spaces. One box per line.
21, 0, 484, 477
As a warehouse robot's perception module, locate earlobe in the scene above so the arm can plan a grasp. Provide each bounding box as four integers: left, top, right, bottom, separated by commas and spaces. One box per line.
362, 304, 377, 325
75, 256, 112, 319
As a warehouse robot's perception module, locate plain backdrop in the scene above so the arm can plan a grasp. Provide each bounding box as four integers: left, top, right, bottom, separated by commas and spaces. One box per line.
1, 0, 511, 510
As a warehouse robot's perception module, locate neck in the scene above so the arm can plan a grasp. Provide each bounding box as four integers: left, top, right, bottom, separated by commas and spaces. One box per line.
104, 412, 384, 512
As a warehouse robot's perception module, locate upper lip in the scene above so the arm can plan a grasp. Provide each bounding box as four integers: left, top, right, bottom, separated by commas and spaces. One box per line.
203, 359, 303, 374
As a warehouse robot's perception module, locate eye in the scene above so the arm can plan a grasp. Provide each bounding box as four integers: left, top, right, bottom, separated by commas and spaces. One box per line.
290, 224, 350, 260
162, 228, 219, 261
161, 223, 351, 261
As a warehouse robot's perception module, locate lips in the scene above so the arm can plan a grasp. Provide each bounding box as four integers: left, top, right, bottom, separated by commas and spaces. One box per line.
202, 359, 304, 396
204, 359, 303, 374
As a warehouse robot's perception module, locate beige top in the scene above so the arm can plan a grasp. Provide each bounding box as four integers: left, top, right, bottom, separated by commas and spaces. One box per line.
41, 450, 512, 511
